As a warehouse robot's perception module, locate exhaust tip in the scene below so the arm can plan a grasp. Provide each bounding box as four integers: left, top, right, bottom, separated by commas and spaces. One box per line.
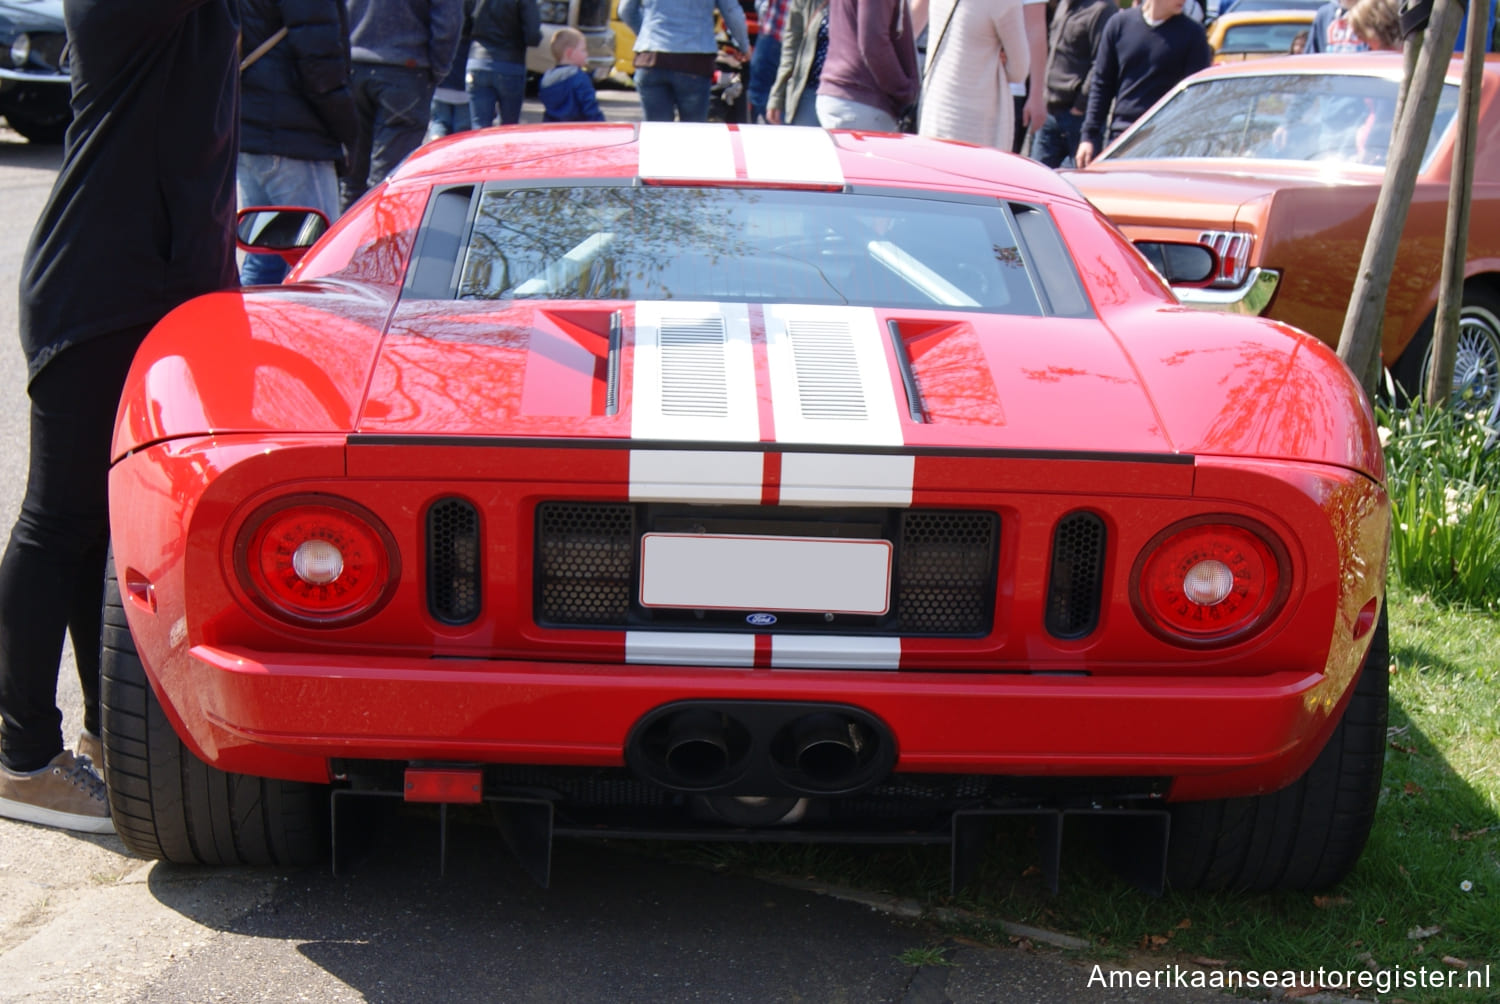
634, 708, 751, 791
772, 712, 887, 795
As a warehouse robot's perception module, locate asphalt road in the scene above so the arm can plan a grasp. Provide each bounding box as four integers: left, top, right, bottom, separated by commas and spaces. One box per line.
0, 101, 1255, 1004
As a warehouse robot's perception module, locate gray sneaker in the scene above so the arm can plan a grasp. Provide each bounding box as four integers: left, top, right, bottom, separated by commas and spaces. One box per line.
0, 750, 114, 834
76, 730, 103, 769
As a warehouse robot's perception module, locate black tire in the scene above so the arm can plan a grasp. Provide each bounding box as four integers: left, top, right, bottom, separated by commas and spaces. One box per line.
1166, 607, 1389, 891
4, 109, 70, 145
99, 555, 327, 865
1391, 283, 1500, 429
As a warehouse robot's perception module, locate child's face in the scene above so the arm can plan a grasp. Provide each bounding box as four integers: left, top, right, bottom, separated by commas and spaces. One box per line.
565, 41, 589, 68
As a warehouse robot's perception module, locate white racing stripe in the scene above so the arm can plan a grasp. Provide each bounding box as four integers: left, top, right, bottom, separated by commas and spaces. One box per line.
629, 450, 763, 503
765, 304, 905, 447
637, 121, 737, 181
771, 635, 901, 670
626, 631, 756, 667
738, 125, 845, 186
779, 452, 915, 506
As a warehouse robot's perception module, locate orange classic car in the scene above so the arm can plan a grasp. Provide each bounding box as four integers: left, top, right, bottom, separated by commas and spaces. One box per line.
1067, 53, 1500, 425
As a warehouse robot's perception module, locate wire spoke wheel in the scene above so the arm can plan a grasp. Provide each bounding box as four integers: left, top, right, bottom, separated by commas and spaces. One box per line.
1419, 304, 1500, 431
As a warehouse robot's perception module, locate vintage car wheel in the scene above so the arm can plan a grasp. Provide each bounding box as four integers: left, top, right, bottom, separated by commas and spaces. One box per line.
1166, 607, 1388, 891
1393, 286, 1500, 430
3, 109, 70, 145
99, 557, 327, 866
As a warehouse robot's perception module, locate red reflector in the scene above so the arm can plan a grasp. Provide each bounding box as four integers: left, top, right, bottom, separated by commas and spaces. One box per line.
403, 768, 483, 804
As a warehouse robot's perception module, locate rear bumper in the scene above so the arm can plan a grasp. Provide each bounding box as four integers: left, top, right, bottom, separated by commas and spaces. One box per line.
175, 643, 1338, 799
1174, 267, 1280, 315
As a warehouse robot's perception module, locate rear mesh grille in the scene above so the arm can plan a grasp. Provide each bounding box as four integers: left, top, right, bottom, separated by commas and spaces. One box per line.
428, 498, 481, 624
1045, 511, 1106, 639
894, 511, 996, 634
536, 503, 635, 624
534, 502, 996, 636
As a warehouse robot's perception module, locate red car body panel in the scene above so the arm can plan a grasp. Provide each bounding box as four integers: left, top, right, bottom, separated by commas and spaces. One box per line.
108, 123, 1389, 809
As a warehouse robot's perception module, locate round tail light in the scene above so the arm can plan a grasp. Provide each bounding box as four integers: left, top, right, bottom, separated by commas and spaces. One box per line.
235, 496, 399, 626
1131, 518, 1288, 647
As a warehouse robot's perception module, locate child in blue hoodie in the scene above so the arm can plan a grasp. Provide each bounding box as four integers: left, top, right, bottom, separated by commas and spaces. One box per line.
539, 29, 607, 122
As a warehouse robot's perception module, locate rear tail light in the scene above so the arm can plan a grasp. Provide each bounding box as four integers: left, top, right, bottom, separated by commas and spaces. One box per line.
1131, 517, 1288, 647
1199, 230, 1253, 289
235, 496, 399, 626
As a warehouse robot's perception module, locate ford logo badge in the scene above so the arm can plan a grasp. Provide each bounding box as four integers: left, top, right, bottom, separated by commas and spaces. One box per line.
745, 613, 777, 626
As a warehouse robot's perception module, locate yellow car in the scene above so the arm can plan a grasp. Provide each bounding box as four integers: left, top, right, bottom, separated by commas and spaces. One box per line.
1207, 9, 1316, 63
611, 0, 636, 77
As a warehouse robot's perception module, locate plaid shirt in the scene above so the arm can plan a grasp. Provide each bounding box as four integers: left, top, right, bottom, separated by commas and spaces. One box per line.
756, 0, 792, 41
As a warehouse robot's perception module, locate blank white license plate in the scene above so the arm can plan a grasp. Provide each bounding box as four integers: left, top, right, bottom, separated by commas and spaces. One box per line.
638, 534, 892, 615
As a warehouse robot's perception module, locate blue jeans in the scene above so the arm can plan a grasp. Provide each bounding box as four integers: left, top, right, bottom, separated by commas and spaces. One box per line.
237, 152, 341, 285
467, 62, 527, 128
342, 63, 434, 211
815, 94, 897, 132
746, 34, 781, 121
634, 67, 712, 123
427, 98, 472, 142
1031, 111, 1084, 169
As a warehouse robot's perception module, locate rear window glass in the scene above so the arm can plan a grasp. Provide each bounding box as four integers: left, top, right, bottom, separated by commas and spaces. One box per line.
1107, 73, 1459, 169
1218, 21, 1309, 54
455, 186, 1048, 315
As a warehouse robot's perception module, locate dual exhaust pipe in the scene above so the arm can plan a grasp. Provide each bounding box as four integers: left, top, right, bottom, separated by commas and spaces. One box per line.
627, 701, 895, 798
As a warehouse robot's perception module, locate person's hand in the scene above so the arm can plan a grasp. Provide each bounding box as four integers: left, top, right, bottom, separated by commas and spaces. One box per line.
1022, 90, 1045, 132
765, 107, 783, 124
1074, 140, 1095, 168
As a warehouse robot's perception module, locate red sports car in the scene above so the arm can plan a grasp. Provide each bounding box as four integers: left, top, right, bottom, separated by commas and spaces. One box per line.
101, 123, 1389, 892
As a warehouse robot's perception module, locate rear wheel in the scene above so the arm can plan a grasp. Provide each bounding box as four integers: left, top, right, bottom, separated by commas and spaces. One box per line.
1166, 608, 1388, 891
1392, 285, 1500, 431
99, 556, 327, 865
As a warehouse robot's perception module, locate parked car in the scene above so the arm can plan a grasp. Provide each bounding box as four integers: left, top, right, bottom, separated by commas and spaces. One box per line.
1067, 54, 1500, 426
527, 0, 616, 81
102, 123, 1389, 894
1207, 8, 1314, 62
0, 0, 70, 144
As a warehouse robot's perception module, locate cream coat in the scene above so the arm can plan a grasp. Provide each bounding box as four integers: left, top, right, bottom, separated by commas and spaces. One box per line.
917, 0, 1030, 149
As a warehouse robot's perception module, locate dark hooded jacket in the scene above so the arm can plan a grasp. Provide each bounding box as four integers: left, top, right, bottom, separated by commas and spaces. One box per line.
238, 0, 360, 162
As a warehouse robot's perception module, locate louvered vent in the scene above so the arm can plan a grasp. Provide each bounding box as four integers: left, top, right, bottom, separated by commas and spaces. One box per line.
659, 317, 728, 417
894, 511, 997, 634
427, 498, 481, 625
535, 502, 635, 625
1045, 512, 1106, 639
789, 319, 867, 421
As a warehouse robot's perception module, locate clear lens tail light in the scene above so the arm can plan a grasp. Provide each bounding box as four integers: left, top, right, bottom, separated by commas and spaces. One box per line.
234, 496, 399, 626
1199, 230, 1253, 289
1131, 517, 1288, 647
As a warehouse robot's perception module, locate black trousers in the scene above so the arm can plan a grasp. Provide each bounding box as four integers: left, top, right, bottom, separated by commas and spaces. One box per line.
0, 326, 148, 771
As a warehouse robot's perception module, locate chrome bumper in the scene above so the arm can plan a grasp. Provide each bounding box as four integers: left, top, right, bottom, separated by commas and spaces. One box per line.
1174, 268, 1280, 316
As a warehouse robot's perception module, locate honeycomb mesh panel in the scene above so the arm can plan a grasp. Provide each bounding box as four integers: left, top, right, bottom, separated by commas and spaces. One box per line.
536, 502, 635, 625
1045, 511, 1106, 639
427, 498, 481, 624
895, 511, 997, 634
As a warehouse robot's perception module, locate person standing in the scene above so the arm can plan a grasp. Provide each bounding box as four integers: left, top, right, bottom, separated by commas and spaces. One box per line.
539, 27, 607, 121
815, 0, 919, 132
1074, 0, 1210, 168
1030, 0, 1118, 168
0, 0, 240, 834
467, 0, 540, 129
238, 0, 360, 286
918, 0, 1030, 151
340, 0, 464, 210
1010, 0, 1047, 152
619, 0, 750, 123
765, 0, 828, 126
748, 0, 792, 121
1305, 0, 1371, 53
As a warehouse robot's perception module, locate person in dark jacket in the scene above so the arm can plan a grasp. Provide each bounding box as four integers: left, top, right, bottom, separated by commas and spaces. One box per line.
1075, 0, 1209, 167
467, 0, 540, 128
0, 0, 239, 835
341, 0, 464, 209
1030, 0, 1117, 168
238, 0, 360, 285
538, 27, 606, 122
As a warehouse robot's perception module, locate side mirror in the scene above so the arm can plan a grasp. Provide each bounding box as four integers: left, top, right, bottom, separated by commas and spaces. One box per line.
235, 207, 331, 266
1136, 241, 1219, 287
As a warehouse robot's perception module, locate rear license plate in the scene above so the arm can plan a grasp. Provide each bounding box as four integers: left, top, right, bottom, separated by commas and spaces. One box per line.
638, 533, 892, 615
